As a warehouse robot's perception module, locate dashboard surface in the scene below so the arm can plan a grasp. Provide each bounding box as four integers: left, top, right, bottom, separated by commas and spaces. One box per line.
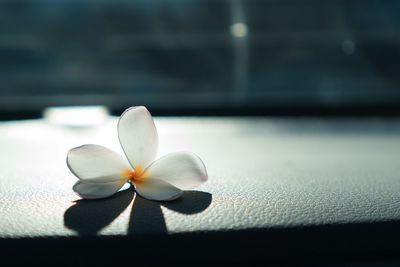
0, 116, 400, 265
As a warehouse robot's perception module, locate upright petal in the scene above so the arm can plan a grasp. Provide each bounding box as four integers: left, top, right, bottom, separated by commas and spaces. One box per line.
73, 180, 126, 199
134, 178, 183, 201
118, 106, 158, 172
67, 144, 132, 183
143, 152, 208, 190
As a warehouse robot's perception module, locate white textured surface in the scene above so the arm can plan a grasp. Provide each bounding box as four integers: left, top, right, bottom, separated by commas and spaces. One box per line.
1, 117, 400, 237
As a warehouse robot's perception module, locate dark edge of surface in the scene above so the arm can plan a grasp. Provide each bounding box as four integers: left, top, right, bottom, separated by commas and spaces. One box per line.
2, 105, 400, 121
1, 221, 400, 266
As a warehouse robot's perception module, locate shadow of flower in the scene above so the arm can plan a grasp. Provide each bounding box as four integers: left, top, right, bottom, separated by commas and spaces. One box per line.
64, 185, 134, 235
127, 190, 212, 236
64, 188, 212, 236
162, 190, 213, 214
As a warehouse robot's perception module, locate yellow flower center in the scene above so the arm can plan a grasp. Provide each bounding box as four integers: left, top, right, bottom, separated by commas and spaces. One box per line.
121, 165, 147, 184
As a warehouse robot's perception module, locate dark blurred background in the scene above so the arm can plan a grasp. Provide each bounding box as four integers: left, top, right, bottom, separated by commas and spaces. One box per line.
1, 0, 399, 117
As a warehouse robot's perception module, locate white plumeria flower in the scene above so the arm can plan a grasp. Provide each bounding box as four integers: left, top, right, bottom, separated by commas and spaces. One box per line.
67, 106, 208, 201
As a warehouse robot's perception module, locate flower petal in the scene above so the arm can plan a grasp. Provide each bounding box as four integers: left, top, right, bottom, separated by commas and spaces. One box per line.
118, 106, 158, 172
67, 144, 131, 183
73, 180, 126, 199
134, 178, 183, 201
144, 152, 208, 190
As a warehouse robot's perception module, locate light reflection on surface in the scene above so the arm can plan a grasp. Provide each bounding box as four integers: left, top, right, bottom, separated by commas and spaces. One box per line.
43, 106, 109, 127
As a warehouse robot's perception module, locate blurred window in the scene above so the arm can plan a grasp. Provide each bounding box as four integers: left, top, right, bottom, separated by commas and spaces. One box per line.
0, 0, 399, 112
